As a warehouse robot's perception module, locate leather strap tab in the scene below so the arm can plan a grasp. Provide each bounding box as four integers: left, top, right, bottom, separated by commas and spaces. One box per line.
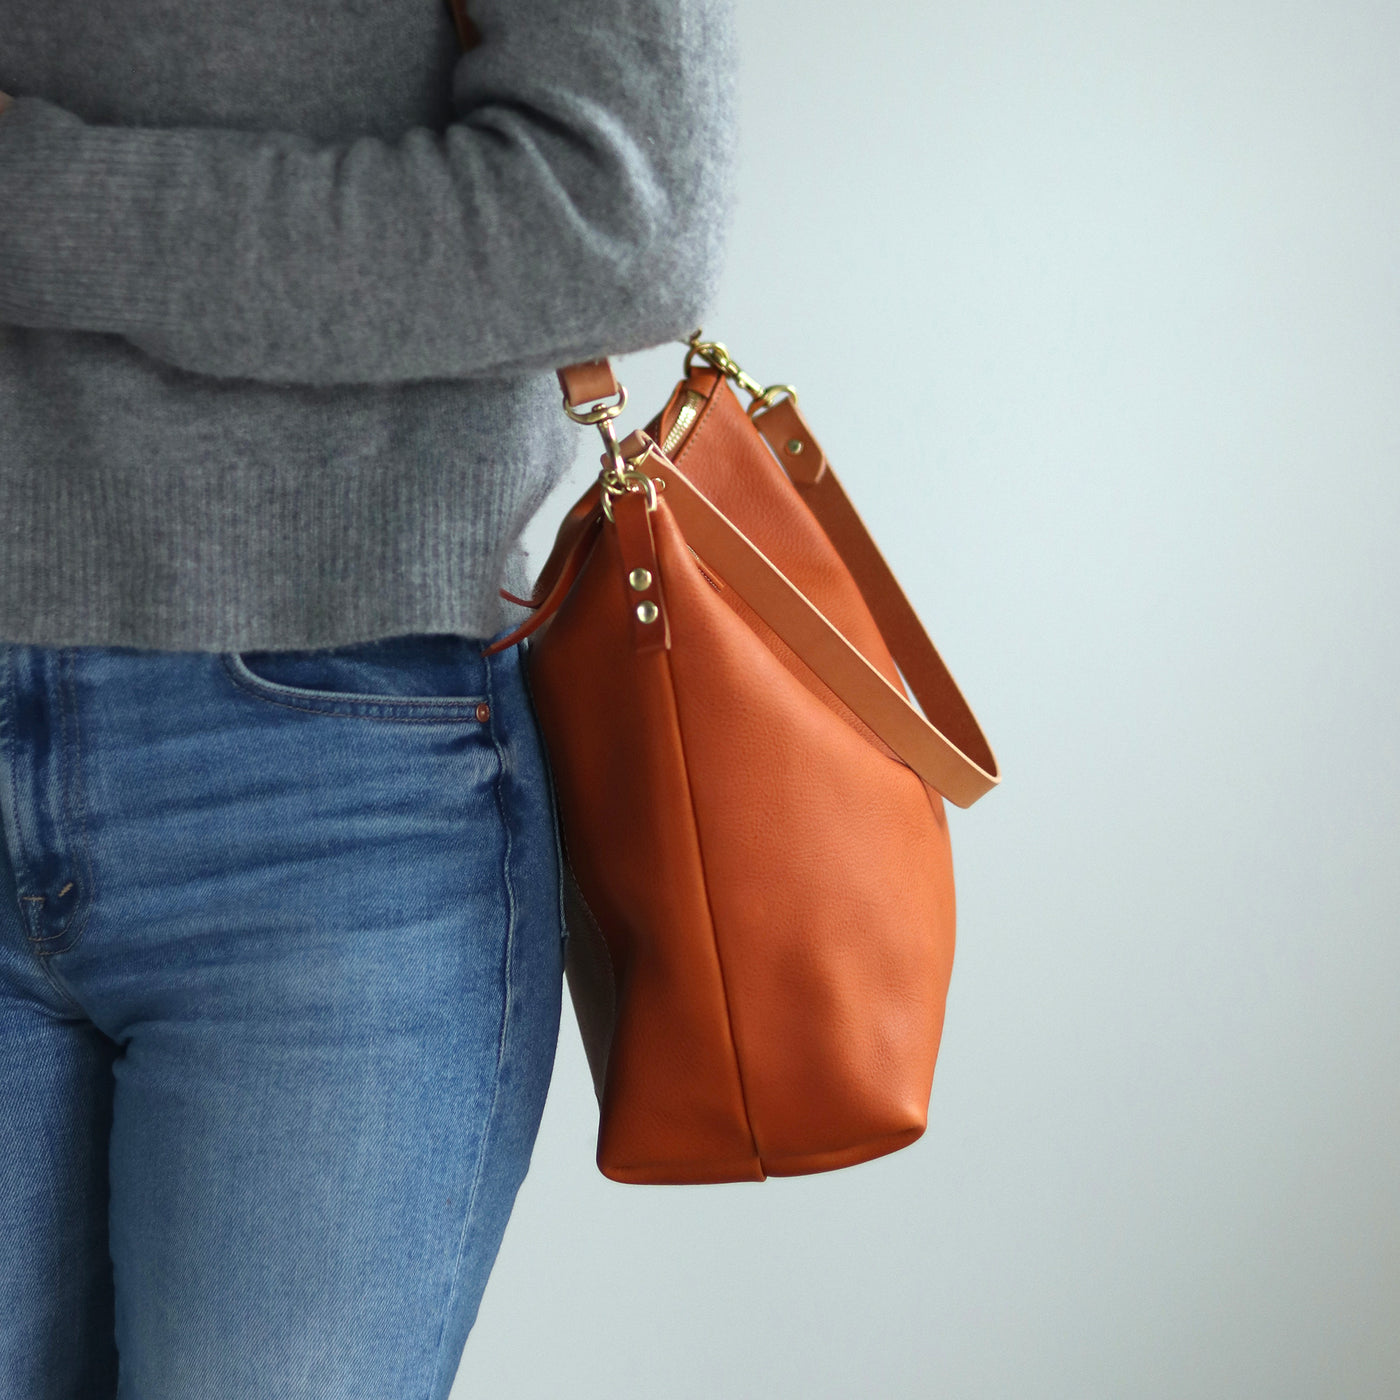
617, 427, 652, 460
558, 360, 620, 410
752, 396, 827, 486
611, 489, 671, 652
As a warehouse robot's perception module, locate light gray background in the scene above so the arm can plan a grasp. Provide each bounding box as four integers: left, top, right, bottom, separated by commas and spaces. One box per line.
457, 3, 1400, 1396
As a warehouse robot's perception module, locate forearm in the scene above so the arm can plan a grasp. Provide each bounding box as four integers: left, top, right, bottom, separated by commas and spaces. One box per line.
0, 0, 737, 386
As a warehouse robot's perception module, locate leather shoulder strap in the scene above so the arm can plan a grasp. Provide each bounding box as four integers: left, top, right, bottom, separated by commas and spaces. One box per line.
749, 394, 999, 795
651, 449, 999, 809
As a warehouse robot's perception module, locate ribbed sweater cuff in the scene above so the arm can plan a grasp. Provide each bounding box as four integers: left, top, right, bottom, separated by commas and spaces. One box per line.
0, 95, 215, 334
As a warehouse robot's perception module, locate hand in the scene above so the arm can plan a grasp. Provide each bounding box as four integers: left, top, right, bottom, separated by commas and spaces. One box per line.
0, 90, 13, 118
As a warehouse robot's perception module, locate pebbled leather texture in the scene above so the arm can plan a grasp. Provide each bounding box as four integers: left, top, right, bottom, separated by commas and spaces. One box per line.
520, 364, 995, 1183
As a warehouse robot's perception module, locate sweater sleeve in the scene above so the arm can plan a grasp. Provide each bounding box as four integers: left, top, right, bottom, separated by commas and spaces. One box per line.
0, 0, 736, 386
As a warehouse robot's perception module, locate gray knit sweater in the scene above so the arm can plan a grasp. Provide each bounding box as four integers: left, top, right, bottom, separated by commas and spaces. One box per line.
0, 0, 736, 651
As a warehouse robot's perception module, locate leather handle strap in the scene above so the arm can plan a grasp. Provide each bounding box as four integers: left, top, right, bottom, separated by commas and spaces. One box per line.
750, 395, 998, 793
650, 451, 999, 809
795, 465, 998, 793
444, 0, 614, 403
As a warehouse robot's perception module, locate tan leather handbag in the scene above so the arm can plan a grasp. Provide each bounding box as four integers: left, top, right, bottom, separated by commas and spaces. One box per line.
449, 0, 999, 1184
484, 342, 1000, 1183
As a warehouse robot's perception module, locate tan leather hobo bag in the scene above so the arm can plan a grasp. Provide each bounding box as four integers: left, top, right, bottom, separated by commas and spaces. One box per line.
486, 342, 999, 1183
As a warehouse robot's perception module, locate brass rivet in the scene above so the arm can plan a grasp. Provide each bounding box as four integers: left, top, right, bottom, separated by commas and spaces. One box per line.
786, 438, 804, 455
475, 702, 491, 722
636, 601, 659, 624
628, 567, 653, 591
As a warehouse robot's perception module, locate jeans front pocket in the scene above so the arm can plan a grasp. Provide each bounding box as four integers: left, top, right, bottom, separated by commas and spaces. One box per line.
219, 632, 494, 722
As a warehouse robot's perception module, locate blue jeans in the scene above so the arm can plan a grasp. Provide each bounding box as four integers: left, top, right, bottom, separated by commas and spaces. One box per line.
0, 632, 566, 1399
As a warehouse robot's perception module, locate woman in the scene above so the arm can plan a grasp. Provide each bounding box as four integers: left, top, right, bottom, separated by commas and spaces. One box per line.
0, 2, 736, 1396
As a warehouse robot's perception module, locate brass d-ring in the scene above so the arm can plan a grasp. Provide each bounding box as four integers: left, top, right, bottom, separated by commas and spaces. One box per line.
562, 384, 628, 425
600, 464, 658, 523
746, 383, 799, 417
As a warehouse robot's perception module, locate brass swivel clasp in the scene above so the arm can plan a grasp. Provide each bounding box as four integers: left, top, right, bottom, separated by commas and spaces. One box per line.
563, 382, 628, 474
560, 381, 645, 516
600, 461, 658, 523
562, 330, 799, 524
683, 329, 799, 418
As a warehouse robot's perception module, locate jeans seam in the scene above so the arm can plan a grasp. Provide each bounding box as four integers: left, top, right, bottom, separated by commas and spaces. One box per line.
33, 953, 88, 1018
425, 651, 517, 1399
218, 653, 490, 723
518, 638, 568, 947
51, 648, 96, 957
25, 651, 96, 953
1, 649, 35, 919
